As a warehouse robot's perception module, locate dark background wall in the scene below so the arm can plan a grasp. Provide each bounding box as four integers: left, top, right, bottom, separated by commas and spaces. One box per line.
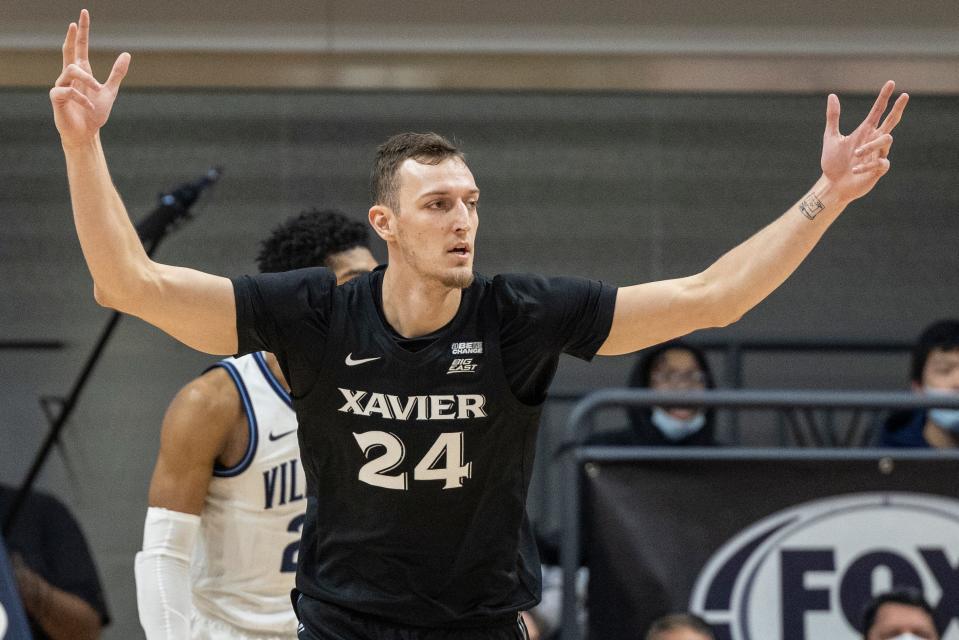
2, 88, 957, 638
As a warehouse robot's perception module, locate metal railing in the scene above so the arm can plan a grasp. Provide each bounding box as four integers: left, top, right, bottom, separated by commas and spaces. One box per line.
559, 389, 959, 640
546, 337, 915, 445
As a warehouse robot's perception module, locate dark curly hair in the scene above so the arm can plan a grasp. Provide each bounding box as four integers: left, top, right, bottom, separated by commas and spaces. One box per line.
256, 208, 370, 274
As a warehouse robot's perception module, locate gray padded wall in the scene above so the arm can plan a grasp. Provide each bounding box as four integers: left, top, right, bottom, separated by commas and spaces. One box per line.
2, 89, 957, 638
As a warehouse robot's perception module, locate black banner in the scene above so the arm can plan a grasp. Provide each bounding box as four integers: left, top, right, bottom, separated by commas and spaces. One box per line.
583, 451, 959, 640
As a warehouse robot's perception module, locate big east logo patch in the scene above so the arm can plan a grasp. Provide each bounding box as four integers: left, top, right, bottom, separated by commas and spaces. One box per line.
690, 493, 959, 640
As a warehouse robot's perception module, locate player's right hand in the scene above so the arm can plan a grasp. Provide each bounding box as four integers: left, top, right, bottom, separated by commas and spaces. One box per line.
50, 9, 130, 148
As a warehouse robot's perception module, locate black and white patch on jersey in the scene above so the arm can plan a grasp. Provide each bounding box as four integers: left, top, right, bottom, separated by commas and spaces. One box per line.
447, 357, 480, 374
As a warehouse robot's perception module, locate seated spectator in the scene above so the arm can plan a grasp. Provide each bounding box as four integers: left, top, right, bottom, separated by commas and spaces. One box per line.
645, 612, 715, 640
0, 483, 109, 640
880, 319, 959, 448
537, 344, 718, 636
861, 587, 938, 640
588, 341, 718, 446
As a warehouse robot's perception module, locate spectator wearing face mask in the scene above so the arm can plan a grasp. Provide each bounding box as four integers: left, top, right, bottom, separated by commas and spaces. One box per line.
879, 319, 959, 448
861, 588, 939, 640
587, 341, 719, 446
531, 344, 718, 636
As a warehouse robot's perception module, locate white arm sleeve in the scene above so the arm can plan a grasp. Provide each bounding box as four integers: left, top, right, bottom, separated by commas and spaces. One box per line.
134, 507, 201, 640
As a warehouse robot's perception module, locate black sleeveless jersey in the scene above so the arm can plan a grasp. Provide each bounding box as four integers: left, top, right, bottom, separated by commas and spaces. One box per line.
233, 267, 615, 628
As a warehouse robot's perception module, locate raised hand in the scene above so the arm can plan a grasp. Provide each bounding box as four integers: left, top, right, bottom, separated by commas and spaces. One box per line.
821, 81, 909, 204
50, 9, 130, 148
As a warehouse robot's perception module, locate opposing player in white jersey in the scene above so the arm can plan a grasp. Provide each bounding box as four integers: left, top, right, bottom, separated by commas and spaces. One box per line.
134, 209, 377, 639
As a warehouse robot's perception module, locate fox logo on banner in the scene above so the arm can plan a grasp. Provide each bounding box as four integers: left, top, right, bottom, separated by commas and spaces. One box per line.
581, 453, 959, 640
691, 493, 959, 640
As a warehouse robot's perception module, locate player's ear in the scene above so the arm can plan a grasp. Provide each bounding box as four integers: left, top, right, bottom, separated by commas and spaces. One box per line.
368, 204, 395, 242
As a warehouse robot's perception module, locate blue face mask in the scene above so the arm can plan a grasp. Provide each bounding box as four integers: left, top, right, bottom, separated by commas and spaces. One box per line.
924, 387, 959, 433
929, 408, 959, 433
650, 407, 706, 442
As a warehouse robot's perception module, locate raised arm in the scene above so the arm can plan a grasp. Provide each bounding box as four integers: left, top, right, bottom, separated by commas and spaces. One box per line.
51, 10, 236, 355
598, 82, 909, 355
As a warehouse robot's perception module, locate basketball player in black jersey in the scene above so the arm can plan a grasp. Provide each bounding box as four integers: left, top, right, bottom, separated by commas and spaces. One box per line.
52, 10, 908, 639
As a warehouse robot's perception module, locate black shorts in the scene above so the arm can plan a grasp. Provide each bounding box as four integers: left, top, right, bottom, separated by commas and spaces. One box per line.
293, 593, 530, 640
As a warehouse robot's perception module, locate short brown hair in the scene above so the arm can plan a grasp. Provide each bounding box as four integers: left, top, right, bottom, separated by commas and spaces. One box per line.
370, 132, 464, 211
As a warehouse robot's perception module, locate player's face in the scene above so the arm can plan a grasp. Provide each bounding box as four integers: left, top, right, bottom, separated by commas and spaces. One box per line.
650, 349, 707, 420
866, 602, 938, 640
919, 348, 959, 394
393, 157, 479, 289
327, 246, 378, 285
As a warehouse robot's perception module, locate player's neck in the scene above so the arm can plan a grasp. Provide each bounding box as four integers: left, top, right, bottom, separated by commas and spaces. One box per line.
381, 265, 462, 338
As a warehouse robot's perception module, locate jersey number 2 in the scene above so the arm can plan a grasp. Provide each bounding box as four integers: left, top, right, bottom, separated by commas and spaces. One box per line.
280, 514, 305, 572
353, 431, 472, 490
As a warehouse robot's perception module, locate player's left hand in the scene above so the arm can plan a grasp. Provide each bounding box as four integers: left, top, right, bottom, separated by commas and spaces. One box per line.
820, 80, 908, 204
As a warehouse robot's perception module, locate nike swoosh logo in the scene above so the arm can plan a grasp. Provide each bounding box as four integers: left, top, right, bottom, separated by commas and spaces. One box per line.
268, 429, 297, 441
345, 353, 381, 366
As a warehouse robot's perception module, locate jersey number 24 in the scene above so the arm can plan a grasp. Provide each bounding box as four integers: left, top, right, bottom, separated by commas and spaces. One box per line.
353, 431, 472, 490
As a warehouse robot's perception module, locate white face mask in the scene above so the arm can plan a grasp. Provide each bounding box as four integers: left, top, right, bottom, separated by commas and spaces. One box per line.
650, 407, 706, 441
889, 634, 926, 640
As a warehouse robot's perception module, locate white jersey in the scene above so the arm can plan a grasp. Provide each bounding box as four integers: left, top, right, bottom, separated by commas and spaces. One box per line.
191, 352, 306, 637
